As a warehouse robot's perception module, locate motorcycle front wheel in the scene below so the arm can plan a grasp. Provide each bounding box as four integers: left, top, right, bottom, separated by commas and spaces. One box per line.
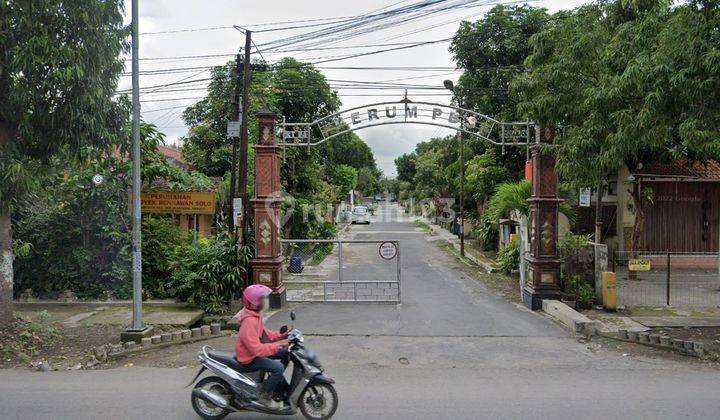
298, 383, 338, 420
191, 376, 231, 420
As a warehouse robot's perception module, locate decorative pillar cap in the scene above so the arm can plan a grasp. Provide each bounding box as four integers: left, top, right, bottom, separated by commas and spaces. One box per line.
257, 106, 279, 119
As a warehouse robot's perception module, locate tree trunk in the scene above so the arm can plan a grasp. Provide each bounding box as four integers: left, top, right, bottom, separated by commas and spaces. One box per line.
629, 185, 645, 281
0, 208, 14, 326
630, 186, 645, 256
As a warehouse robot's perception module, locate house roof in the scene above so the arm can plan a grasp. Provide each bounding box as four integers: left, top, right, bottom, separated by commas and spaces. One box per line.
112, 145, 189, 169
638, 159, 720, 180
157, 145, 187, 166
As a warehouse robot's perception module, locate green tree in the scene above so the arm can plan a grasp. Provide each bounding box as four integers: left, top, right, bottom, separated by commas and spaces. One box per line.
514, 0, 720, 250
0, 0, 127, 324
330, 165, 358, 199
394, 153, 417, 183
450, 4, 548, 120
465, 148, 514, 213
319, 132, 377, 170
356, 166, 380, 196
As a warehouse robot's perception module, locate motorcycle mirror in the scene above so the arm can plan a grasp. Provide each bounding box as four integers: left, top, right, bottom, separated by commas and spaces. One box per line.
279, 325, 288, 334
290, 311, 296, 321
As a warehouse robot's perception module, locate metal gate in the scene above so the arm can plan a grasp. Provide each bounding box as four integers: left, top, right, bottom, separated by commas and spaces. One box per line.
613, 251, 720, 307
281, 239, 401, 303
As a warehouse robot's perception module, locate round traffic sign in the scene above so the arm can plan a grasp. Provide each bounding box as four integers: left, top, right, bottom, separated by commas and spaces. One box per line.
379, 242, 397, 260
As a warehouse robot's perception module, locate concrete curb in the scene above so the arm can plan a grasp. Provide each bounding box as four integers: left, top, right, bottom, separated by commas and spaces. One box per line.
602, 329, 706, 358
105, 323, 228, 361
541, 300, 602, 335
15, 300, 195, 308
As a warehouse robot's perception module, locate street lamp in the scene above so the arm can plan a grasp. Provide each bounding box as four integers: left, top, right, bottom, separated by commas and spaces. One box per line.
444, 79, 465, 257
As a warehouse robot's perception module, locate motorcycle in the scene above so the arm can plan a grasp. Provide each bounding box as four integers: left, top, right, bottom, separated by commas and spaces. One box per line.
188, 311, 338, 420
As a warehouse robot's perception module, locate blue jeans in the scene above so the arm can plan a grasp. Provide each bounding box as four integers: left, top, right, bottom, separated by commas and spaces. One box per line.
245, 347, 288, 395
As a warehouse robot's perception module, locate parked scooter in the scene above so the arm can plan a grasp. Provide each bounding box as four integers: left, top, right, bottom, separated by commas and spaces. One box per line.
188, 311, 338, 419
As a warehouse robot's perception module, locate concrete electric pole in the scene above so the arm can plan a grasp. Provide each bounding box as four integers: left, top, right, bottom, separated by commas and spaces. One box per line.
124, 0, 152, 341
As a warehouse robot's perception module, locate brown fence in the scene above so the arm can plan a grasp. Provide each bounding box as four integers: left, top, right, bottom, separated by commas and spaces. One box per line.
613, 251, 720, 307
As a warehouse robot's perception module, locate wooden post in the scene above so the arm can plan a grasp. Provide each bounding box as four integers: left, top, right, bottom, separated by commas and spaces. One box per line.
251, 108, 285, 308
522, 126, 562, 310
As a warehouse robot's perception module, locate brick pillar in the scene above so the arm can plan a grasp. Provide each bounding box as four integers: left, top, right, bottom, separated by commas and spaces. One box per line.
523, 126, 562, 310
251, 108, 285, 308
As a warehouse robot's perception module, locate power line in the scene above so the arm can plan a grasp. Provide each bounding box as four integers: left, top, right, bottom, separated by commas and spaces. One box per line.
308, 38, 452, 64
140, 26, 233, 35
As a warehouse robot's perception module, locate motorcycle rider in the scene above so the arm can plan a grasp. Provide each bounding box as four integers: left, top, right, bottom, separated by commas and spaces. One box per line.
235, 284, 289, 410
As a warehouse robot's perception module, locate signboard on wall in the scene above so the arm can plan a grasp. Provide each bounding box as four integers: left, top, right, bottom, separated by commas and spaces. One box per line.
629, 259, 651, 271
579, 188, 591, 207
135, 192, 216, 215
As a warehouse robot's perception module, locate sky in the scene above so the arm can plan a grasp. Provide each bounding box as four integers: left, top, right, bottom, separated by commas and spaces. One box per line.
121, 0, 586, 177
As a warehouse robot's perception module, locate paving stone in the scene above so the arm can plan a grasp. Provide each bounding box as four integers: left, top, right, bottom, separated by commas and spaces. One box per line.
618, 329, 629, 340
122, 341, 136, 350
672, 339, 685, 352
627, 331, 639, 341
649, 334, 661, 344
191, 328, 201, 338
141, 337, 152, 347
181, 329, 191, 339
171, 331, 182, 341
160, 333, 172, 342
151, 335, 162, 344
659, 336, 672, 346
694, 342, 705, 356
638, 332, 650, 344
210, 323, 221, 334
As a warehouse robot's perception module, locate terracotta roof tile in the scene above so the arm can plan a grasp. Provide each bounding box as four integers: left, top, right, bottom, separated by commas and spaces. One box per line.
157, 145, 187, 164
640, 159, 720, 180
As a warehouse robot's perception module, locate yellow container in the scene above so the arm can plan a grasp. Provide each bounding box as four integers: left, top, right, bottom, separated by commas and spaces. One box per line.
601, 272, 617, 311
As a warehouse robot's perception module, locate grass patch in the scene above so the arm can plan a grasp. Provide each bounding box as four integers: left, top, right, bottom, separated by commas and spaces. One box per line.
623, 306, 680, 317
0, 311, 61, 365
444, 243, 473, 266
414, 220, 431, 233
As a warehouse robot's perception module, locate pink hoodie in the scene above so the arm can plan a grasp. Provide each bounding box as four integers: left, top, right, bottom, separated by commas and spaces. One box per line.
235, 308, 286, 364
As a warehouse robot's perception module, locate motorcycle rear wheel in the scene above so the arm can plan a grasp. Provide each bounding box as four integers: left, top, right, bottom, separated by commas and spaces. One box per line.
298, 383, 338, 420
191, 376, 231, 420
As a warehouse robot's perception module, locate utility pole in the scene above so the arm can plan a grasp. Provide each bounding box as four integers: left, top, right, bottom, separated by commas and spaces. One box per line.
228, 53, 242, 234
459, 129, 465, 257
595, 178, 604, 242
238, 30, 252, 244
444, 79, 465, 257
129, 0, 144, 332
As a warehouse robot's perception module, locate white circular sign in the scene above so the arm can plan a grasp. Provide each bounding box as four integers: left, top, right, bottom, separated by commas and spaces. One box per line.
92, 174, 104, 185
379, 242, 397, 260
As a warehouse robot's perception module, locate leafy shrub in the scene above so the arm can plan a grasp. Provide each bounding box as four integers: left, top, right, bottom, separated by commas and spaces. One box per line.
13, 161, 132, 299
141, 216, 189, 298
497, 238, 520, 274
563, 275, 595, 307
558, 233, 592, 258
167, 233, 252, 314
479, 181, 577, 251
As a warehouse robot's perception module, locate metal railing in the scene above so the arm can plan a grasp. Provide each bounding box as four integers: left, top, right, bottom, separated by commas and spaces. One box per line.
613, 251, 720, 307
280, 239, 401, 303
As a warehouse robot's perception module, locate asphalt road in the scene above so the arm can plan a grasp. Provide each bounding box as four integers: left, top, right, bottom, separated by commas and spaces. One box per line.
2, 203, 719, 419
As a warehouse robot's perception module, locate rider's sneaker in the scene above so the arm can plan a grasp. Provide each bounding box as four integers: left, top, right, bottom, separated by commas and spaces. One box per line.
259, 395, 283, 411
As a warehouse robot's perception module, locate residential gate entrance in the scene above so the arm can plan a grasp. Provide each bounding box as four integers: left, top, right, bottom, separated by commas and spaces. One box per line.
249, 100, 563, 310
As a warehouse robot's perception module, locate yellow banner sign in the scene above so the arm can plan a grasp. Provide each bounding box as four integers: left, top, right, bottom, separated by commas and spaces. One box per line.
629, 259, 651, 271
138, 192, 216, 215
